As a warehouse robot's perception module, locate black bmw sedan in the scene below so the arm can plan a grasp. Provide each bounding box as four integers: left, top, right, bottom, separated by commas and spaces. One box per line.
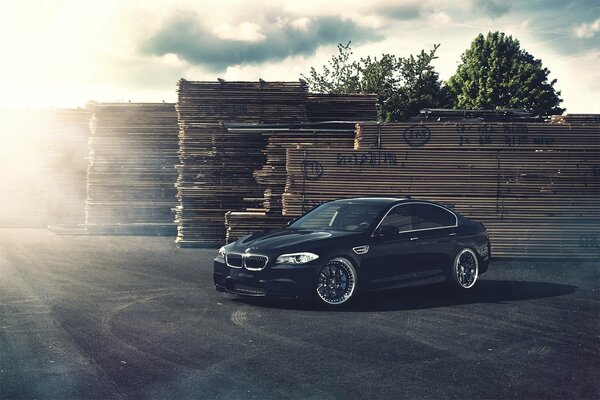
214, 197, 491, 306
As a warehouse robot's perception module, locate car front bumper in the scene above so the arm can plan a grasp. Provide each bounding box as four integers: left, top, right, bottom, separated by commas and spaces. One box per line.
213, 257, 320, 299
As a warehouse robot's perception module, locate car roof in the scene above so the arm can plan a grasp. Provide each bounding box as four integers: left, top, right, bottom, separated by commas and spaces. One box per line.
330, 197, 412, 206
328, 197, 459, 217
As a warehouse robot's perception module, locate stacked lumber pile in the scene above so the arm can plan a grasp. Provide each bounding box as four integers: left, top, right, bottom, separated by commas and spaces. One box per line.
176, 123, 267, 245
306, 94, 377, 122
418, 108, 539, 122
225, 211, 291, 242
0, 108, 90, 227
281, 121, 600, 258
223, 122, 356, 242
45, 108, 90, 226
85, 103, 178, 233
175, 80, 308, 247
562, 114, 600, 125
225, 122, 356, 213
176, 79, 308, 123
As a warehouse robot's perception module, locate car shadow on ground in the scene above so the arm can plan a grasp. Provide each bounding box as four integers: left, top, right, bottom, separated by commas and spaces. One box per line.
235, 279, 577, 312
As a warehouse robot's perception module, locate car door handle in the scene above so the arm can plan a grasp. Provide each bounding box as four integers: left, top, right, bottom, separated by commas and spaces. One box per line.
410, 237, 419, 241
449, 233, 457, 237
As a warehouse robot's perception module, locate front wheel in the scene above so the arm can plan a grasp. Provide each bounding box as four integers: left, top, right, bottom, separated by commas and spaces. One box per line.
451, 248, 479, 289
316, 257, 357, 305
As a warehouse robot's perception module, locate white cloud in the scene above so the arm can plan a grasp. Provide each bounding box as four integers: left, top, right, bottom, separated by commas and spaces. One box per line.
430, 12, 452, 25
0, 0, 597, 112
469, 0, 511, 18
548, 50, 600, 113
214, 22, 266, 42
573, 18, 600, 38
290, 17, 311, 31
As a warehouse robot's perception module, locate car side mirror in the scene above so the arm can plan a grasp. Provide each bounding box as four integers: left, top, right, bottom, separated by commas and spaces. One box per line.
375, 225, 399, 238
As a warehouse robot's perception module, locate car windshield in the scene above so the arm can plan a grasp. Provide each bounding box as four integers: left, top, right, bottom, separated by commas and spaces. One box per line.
290, 202, 383, 232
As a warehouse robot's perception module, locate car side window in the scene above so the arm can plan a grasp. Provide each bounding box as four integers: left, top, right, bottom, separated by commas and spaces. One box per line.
336, 206, 379, 231
411, 204, 455, 230
379, 205, 413, 232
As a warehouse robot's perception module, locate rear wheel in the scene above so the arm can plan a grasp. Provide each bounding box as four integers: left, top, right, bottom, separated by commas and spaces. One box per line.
316, 257, 357, 305
451, 248, 479, 289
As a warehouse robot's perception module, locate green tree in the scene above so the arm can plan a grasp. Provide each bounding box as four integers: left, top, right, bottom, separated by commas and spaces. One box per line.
302, 42, 448, 121
396, 46, 452, 121
357, 53, 403, 121
447, 31, 564, 115
302, 42, 362, 94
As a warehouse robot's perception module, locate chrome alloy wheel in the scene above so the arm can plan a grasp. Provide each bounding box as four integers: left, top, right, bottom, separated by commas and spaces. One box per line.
453, 248, 479, 289
316, 258, 357, 305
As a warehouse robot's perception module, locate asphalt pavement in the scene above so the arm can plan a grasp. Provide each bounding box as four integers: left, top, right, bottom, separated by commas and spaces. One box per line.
0, 228, 598, 400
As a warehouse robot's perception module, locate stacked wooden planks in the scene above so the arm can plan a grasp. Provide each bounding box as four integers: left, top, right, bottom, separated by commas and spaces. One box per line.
281, 120, 600, 258
85, 103, 178, 233
562, 114, 600, 125
223, 122, 356, 242
306, 94, 378, 122
225, 122, 356, 212
176, 79, 308, 123
0, 108, 90, 227
417, 108, 539, 122
176, 123, 267, 245
44, 108, 91, 226
175, 80, 308, 246
225, 211, 291, 242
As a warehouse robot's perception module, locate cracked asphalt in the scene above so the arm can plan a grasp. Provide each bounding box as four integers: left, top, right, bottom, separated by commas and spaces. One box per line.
0, 228, 598, 399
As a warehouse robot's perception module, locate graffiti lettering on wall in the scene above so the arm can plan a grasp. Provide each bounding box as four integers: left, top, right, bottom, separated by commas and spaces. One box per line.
456, 123, 489, 134
501, 124, 528, 134
579, 235, 599, 249
456, 123, 529, 134
479, 135, 492, 145
403, 125, 431, 147
301, 160, 323, 180
337, 151, 397, 167
458, 136, 472, 146
504, 135, 530, 147
455, 123, 555, 147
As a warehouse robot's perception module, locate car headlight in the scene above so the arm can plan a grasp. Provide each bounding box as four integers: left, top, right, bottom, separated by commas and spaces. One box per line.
218, 246, 226, 258
276, 252, 319, 265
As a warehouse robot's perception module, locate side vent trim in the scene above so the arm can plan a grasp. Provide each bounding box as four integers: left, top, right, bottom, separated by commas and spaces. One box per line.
352, 245, 369, 255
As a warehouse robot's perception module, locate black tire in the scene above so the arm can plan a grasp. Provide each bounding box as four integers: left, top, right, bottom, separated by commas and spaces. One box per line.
315, 257, 357, 306
450, 248, 479, 289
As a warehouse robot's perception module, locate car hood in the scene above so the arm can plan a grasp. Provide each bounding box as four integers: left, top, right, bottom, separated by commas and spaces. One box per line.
231, 228, 364, 254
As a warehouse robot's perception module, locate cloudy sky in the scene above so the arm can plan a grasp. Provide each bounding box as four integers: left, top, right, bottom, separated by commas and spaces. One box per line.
0, 0, 598, 112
